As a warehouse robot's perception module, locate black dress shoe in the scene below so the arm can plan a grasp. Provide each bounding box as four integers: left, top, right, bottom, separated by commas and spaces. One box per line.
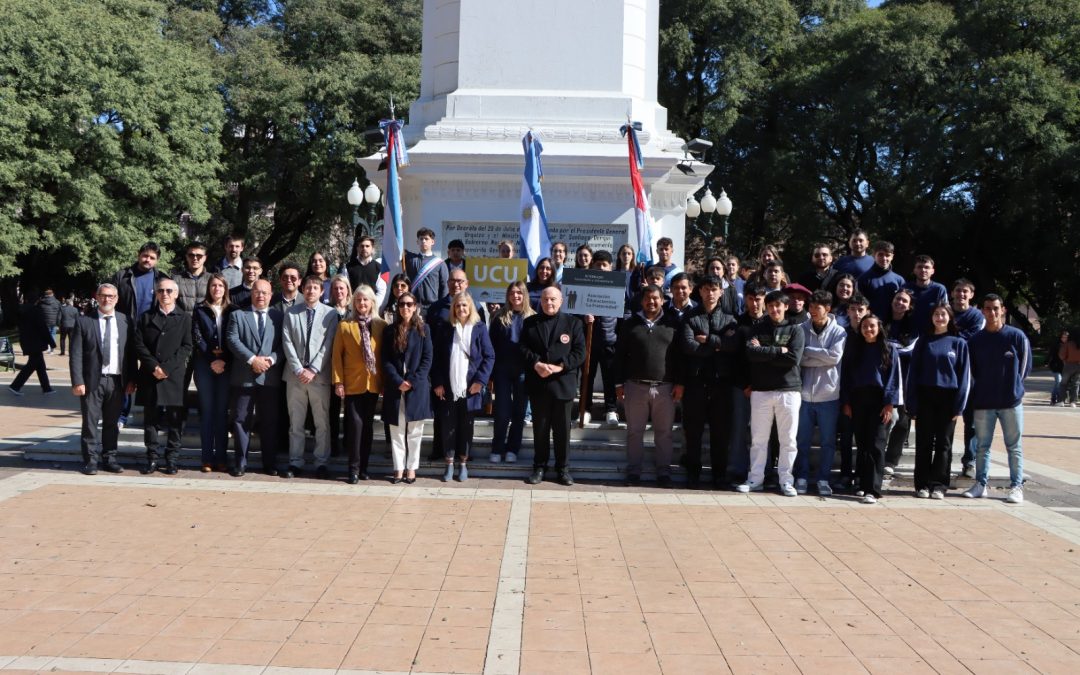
102, 462, 123, 474
526, 467, 545, 485
404, 476, 416, 484
390, 476, 403, 484
358, 472, 369, 481
346, 473, 359, 485
279, 467, 294, 479
290, 464, 303, 478
686, 473, 701, 489
558, 470, 574, 487
625, 474, 640, 487
140, 462, 159, 475
162, 463, 178, 475
231, 467, 246, 477
316, 465, 329, 480
657, 475, 673, 489
263, 467, 277, 476
81, 463, 98, 476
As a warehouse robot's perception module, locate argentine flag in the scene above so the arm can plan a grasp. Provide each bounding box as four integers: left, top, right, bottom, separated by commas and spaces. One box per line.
379, 118, 408, 282
520, 131, 552, 273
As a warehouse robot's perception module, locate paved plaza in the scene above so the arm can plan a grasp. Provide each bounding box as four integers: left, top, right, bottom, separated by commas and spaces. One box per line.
2, 353, 1080, 674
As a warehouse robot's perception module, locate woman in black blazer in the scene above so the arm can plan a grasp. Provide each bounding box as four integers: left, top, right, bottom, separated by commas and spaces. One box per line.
432, 293, 495, 482
192, 274, 233, 472
381, 292, 432, 484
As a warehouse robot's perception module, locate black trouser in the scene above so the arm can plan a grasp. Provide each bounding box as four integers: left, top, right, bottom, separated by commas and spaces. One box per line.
959, 404, 976, 467
851, 387, 888, 498
582, 346, 617, 415
344, 392, 379, 474
231, 385, 280, 471
59, 327, 73, 355
329, 387, 345, 456
682, 380, 733, 481
79, 375, 123, 466
885, 404, 910, 467
11, 351, 50, 392
439, 397, 476, 461
914, 387, 957, 491
530, 390, 572, 470
144, 404, 184, 464
429, 391, 444, 459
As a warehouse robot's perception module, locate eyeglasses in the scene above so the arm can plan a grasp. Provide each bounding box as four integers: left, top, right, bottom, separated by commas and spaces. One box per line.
156, 288, 177, 295
398, 301, 416, 307
282, 275, 300, 281
187, 253, 206, 259
98, 294, 117, 299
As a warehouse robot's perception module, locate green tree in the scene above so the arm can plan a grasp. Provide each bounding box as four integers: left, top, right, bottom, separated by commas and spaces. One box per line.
0, 0, 223, 292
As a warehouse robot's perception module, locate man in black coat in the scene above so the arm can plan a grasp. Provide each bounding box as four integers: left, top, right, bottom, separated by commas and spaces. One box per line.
8, 293, 56, 396
520, 287, 586, 486
70, 284, 137, 474
133, 278, 193, 474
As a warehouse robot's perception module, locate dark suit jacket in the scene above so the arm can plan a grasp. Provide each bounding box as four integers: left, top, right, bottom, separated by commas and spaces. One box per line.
17, 303, 55, 354
134, 309, 193, 406
229, 284, 253, 310
192, 304, 233, 367
519, 312, 586, 400
381, 325, 433, 423
431, 322, 496, 413
69, 311, 136, 392
226, 307, 284, 388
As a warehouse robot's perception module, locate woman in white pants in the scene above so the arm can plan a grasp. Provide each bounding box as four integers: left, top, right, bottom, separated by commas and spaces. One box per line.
381, 292, 432, 483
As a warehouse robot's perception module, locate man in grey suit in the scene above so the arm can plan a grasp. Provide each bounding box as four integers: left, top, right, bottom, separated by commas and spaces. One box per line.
70, 284, 137, 475
282, 275, 340, 479
226, 279, 284, 477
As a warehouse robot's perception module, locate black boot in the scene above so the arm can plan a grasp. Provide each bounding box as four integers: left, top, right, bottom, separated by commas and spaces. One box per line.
526, 467, 545, 485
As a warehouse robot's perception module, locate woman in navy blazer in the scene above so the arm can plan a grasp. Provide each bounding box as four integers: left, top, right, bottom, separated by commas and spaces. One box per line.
381, 292, 432, 483
432, 293, 495, 482
191, 274, 233, 472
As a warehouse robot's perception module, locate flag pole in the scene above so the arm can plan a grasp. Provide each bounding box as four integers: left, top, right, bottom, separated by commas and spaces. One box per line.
578, 320, 594, 428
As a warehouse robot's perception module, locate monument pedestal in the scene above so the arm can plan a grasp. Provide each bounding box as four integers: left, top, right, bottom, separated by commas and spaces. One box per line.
359, 0, 708, 264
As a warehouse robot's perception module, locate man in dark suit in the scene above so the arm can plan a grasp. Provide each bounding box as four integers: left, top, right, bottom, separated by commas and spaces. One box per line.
134, 278, 193, 475
228, 257, 263, 310
520, 287, 586, 486
226, 279, 285, 476
70, 284, 137, 474
7, 292, 56, 396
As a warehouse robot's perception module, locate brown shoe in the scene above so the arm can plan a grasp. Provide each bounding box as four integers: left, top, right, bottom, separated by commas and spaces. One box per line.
201, 464, 213, 473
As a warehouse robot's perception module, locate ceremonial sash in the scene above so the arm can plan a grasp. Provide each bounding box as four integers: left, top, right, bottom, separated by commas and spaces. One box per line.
410, 255, 444, 292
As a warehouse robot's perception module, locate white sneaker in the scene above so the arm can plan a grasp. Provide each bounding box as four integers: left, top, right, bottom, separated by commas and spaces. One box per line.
855, 490, 865, 497
735, 482, 763, 493
884, 465, 895, 476
861, 494, 877, 504
916, 488, 930, 499
1071, 403, 1078, 408
781, 483, 797, 497
581, 411, 592, 426
817, 481, 832, 497
1006, 486, 1024, 504
605, 411, 620, 428
930, 489, 945, 500
963, 483, 987, 498
795, 478, 808, 495
504, 452, 517, 464
489, 453, 502, 463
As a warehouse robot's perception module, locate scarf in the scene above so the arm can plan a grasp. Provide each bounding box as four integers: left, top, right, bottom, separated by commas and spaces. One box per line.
450, 323, 474, 400
356, 315, 377, 375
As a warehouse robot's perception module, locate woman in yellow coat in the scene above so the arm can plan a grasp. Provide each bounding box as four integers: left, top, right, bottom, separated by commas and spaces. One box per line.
333, 284, 385, 483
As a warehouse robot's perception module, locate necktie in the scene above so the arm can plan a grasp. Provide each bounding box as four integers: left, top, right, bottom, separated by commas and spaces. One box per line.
257, 311, 265, 341
304, 308, 315, 365
102, 316, 113, 368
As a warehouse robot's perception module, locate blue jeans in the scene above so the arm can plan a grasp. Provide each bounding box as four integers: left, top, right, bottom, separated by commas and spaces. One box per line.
795, 399, 839, 483
1050, 372, 1062, 404
727, 385, 751, 482
974, 405, 1024, 488
193, 356, 230, 466
492, 371, 527, 456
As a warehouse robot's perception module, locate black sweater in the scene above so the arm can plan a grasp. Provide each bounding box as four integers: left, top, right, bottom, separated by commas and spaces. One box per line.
613, 312, 683, 385
745, 317, 805, 392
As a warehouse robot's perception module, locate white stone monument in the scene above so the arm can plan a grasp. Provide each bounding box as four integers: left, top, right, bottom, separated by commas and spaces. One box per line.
358, 0, 708, 266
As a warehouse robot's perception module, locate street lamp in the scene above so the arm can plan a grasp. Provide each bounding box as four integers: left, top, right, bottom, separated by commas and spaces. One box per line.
347, 178, 383, 243
685, 195, 701, 219
687, 187, 734, 258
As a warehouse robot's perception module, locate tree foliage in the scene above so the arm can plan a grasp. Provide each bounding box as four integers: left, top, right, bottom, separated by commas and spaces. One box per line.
0, 0, 223, 283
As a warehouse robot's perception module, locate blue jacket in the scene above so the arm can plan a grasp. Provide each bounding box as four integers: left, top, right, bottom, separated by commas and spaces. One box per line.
954, 307, 985, 341
841, 339, 901, 406
490, 312, 527, 379
381, 325, 433, 423
192, 304, 233, 367
906, 333, 970, 417
968, 325, 1031, 410
226, 308, 284, 388
858, 265, 905, 319
904, 281, 948, 333
834, 254, 874, 278
431, 322, 496, 413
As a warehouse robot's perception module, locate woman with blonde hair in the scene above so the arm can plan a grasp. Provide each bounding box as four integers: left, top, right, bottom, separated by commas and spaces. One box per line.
489, 281, 535, 463
431, 292, 495, 481
333, 284, 385, 483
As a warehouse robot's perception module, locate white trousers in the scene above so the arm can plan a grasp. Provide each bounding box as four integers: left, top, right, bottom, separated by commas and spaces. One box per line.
748, 390, 801, 486
286, 380, 331, 467
390, 398, 424, 472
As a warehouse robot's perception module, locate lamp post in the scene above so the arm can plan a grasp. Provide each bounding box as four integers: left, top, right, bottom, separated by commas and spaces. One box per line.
687, 187, 733, 258
346, 178, 382, 242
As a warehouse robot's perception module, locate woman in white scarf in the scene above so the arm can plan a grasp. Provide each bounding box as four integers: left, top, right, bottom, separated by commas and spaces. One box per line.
432, 292, 495, 482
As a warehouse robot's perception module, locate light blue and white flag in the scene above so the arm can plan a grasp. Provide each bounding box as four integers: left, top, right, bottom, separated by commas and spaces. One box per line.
379, 118, 408, 282
519, 131, 552, 274
620, 121, 655, 265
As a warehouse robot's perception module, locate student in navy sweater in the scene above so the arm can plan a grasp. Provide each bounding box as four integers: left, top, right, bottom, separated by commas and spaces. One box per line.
962, 294, 1032, 504
907, 304, 970, 499
842, 315, 901, 504
857, 240, 905, 319
950, 277, 986, 477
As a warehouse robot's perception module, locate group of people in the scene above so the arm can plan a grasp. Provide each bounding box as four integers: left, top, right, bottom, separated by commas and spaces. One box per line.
11, 227, 1038, 504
